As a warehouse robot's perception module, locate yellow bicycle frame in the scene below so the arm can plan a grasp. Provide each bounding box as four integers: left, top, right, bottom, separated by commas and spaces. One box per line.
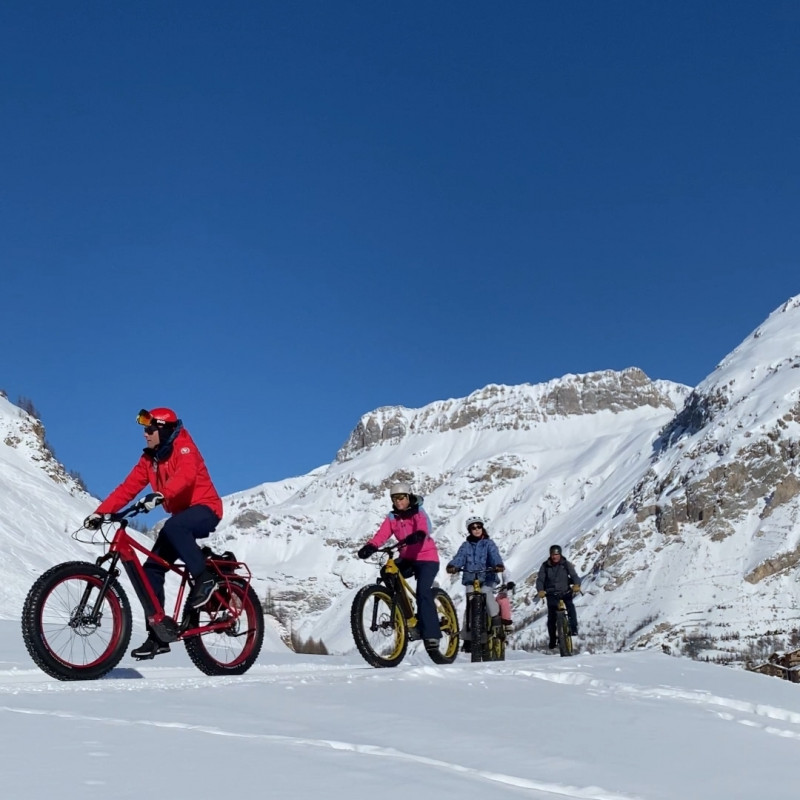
382, 557, 419, 631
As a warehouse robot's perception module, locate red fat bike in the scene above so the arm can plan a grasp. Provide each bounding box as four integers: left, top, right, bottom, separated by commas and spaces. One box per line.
21, 500, 265, 681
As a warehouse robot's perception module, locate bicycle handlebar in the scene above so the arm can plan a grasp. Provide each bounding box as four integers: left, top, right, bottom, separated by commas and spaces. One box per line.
449, 566, 513, 593
378, 539, 411, 555
449, 566, 504, 575
101, 499, 153, 524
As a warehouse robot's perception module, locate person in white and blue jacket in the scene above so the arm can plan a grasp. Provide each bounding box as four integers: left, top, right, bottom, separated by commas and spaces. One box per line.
446, 516, 514, 650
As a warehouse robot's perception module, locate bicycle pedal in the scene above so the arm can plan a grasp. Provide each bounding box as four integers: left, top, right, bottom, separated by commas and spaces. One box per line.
132, 652, 157, 661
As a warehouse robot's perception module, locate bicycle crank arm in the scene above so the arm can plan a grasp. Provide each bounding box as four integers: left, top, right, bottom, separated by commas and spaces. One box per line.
148, 615, 180, 643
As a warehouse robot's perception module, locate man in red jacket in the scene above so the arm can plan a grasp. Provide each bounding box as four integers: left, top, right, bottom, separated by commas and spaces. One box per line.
84, 407, 223, 660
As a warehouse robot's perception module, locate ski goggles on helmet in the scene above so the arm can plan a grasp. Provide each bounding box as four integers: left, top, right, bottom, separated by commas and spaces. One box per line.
137, 409, 167, 434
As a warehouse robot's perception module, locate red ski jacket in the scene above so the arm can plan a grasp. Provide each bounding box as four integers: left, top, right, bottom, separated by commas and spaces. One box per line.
95, 427, 223, 519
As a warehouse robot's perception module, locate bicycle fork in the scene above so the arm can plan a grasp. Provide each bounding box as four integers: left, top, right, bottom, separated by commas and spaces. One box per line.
375, 574, 418, 636
66, 554, 122, 630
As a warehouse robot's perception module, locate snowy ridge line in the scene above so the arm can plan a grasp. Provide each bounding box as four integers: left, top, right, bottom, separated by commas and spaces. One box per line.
1, 704, 642, 800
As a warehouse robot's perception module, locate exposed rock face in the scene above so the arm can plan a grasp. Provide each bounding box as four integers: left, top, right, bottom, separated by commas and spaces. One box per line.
570, 296, 800, 661
337, 368, 682, 461
745, 543, 800, 584
541, 368, 672, 416
2, 405, 82, 492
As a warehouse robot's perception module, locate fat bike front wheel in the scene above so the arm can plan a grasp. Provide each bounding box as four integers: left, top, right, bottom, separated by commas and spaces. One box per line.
558, 607, 573, 657
21, 561, 132, 681
350, 584, 408, 668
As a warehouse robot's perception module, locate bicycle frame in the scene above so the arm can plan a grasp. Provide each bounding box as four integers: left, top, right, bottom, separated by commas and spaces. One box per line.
91, 513, 253, 643
377, 552, 420, 634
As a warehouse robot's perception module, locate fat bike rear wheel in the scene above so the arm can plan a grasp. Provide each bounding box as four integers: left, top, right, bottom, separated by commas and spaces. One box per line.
183, 578, 265, 675
426, 588, 459, 665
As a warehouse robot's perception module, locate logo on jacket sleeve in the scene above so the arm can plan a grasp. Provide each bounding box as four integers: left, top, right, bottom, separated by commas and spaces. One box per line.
180, 447, 191, 454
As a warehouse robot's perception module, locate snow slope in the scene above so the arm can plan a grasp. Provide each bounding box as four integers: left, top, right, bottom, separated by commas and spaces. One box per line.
1, 620, 799, 800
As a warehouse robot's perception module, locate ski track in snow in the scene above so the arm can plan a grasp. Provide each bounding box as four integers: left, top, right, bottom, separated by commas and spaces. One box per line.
0, 659, 648, 800
509, 664, 800, 741
5, 658, 800, 738
0, 703, 641, 800
4, 657, 800, 798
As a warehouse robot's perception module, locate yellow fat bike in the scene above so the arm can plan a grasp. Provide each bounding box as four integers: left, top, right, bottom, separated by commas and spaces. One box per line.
351, 542, 459, 668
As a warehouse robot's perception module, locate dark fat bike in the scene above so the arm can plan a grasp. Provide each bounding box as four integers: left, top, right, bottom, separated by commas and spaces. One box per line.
456, 567, 509, 663
21, 500, 265, 680
351, 541, 459, 668
546, 590, 574, 657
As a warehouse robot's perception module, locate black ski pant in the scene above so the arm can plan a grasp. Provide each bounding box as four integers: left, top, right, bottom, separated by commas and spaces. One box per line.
143, 504, 220, 608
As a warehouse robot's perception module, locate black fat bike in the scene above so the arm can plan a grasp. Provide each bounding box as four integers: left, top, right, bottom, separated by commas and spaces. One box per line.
547, 590, 574, 657
457, 568, 510, 663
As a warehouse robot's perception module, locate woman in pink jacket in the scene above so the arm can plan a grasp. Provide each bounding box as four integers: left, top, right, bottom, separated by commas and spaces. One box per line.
357, 481, 441, 650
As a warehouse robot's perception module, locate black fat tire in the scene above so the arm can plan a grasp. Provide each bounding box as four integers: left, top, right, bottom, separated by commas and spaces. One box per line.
351, 584, 408, 668
557, 607, 573, 657
183, 579, 264, 675
469, 593, 486, 663
21, 561, 132, 681
426, 588, 459, 665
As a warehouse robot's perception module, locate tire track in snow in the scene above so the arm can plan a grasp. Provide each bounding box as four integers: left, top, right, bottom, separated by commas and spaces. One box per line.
0, 704, 644, 800
509, 665, 800, 739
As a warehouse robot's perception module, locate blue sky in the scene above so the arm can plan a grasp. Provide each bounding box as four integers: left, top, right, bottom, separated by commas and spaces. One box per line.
1, 1, 798, 500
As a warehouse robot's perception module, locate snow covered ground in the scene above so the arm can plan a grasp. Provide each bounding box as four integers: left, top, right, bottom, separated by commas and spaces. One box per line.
2, 619, 799, 799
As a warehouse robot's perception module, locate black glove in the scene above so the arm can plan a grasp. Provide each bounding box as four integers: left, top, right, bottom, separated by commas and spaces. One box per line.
404, 530, 426, 545
493, 564, 505, 572
84, 513, 103, 530
357, 543, 377, 560
446, 565, 458, 574
142, 492, 165, 511
505, 581, 516, 591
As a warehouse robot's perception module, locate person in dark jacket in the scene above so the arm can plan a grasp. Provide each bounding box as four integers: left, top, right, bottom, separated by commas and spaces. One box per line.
83, 407, 223, 660
536, 544, 581, 648
356, 481, 442, 650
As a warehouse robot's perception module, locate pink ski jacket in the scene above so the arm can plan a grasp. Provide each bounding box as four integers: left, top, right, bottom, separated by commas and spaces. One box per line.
367, 500, 439, 562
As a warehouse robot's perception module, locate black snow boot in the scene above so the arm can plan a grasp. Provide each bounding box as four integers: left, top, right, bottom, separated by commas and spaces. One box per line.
131, 635, 171, 660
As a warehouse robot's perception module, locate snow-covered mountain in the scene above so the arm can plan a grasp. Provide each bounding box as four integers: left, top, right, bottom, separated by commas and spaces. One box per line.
581, 295, 800, 663
2, 295, 800, 667
0, 392, 100, 611
213, 367, 692, 655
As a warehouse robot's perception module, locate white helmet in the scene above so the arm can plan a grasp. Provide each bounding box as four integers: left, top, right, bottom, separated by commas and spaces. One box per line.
389, 482, 412, 496
465, 515, 485, 531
